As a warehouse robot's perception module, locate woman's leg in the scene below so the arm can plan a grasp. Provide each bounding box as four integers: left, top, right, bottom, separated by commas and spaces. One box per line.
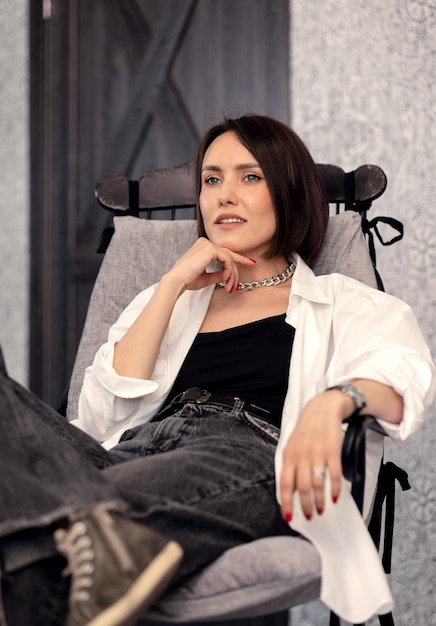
0, 366, 121, 538
106, 402, 294, 582
0, 357, 182, 626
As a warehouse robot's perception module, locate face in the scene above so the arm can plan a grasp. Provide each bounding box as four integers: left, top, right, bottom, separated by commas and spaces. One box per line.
199, 132, 277, 258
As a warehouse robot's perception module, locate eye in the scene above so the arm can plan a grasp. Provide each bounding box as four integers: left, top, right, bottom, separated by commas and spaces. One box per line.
204, 176, 221, 185
244, 173, 262, 182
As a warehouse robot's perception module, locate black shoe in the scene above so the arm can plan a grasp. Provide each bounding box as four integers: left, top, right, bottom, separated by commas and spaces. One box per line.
54, 505, 183, 626
2, 555, 69, 626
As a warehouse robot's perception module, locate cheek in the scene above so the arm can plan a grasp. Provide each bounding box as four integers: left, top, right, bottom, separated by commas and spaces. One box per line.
259, 193, 277, 230
199, 191, 214, 220
198, 194, 212, 237
198, 191, 205, 208
199, 191, 208, 214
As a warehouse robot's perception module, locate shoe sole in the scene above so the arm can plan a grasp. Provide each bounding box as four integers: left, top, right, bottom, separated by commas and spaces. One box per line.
87, 541, 183, 626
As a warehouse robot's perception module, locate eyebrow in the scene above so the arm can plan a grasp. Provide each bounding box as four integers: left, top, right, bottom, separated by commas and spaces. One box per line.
201, 162, 261, 172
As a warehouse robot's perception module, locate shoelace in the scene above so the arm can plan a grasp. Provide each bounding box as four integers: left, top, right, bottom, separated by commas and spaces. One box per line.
55, 523, 95, 605
54, 507, 134, 606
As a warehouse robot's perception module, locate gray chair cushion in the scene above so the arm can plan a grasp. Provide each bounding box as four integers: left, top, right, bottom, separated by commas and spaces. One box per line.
66, 210, 377, 622
67, 219, 199, 423
143, 536, 321, 623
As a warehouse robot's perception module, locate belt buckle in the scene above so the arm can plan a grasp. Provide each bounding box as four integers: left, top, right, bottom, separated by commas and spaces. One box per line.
179, 388, 211, 404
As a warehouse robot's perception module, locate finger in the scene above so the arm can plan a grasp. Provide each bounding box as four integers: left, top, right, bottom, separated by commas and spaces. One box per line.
201, 270, 227, 288
328, 456, 342, 504
213, 251, 238, 286
296, 463, 314, 520
235, 254, 257, 267
217, 248, 257, 269
219, 267, 239, 293
279, 461, 295, 524
312, 465, 327, 515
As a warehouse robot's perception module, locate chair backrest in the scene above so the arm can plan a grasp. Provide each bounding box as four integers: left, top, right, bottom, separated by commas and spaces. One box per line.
66, 160, 387, 422
93, 161, 402, 289
95, 161, 387, 219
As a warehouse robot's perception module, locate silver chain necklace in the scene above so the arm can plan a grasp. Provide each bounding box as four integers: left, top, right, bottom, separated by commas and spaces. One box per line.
217, 259, 296, 292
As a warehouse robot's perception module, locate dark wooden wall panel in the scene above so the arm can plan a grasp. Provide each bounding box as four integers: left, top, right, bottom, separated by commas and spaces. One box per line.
30, 0, 290, 406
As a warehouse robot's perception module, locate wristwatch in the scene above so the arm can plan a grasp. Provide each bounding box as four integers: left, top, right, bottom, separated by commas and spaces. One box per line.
326, 383, 367, 412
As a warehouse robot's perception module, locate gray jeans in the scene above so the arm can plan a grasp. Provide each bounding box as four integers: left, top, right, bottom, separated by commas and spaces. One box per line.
0, 370, 293, 582
108, 401, 295, 580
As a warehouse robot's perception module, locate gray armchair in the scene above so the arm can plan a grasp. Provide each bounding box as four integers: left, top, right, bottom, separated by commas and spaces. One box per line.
65, 163, 406, 626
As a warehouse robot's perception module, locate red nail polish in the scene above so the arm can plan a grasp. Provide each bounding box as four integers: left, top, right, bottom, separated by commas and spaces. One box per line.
317, 508, 323, 516
284, 512, 292, 523
332, 495, 338, 504
249, 258, 256, 263
305, 513, 312, 521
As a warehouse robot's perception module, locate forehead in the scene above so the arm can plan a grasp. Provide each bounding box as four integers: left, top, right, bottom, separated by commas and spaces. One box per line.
202, 131, 256, 165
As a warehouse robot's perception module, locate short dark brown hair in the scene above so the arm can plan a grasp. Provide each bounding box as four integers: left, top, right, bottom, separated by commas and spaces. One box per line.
195, 114, 329, 263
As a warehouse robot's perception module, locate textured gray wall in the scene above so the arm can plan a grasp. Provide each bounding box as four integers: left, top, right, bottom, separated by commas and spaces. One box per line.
0, 0, 29, 385
290, 1, 435, 624
0, 1, 434, 621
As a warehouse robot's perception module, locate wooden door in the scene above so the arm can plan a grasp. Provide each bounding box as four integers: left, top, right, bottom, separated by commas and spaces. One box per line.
30, 0, 290, 406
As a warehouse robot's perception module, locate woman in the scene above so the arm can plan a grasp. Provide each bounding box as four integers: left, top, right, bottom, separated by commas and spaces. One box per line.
75, 115, 434, 620
1, 115, 434, 626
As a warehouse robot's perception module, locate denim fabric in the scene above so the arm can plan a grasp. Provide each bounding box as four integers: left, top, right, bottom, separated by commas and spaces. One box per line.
0, 368, 293, 581
0, 371, 120, 538
107, 403, 293, 580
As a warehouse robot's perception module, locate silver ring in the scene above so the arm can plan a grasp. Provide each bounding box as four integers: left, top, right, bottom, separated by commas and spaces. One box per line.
313, 467, 327, 481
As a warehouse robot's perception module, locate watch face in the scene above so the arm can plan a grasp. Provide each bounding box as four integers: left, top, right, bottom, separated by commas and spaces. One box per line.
341, 384, 366, 409
327, 384, 366, 410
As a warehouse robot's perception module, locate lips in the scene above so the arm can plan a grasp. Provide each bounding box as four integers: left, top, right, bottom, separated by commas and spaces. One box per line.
215, 213, 246, 225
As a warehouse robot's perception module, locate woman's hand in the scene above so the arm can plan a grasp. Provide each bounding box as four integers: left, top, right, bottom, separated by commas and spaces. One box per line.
279, 380, 404, 522
165, 237, 256, 294
279, 391, 351, 522
113, 237, 256, 379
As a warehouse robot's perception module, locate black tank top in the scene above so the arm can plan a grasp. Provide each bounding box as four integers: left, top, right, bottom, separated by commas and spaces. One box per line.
167, 314, 295, 428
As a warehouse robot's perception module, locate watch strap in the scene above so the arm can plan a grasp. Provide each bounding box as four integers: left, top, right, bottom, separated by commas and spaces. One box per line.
326, 383, 367, 411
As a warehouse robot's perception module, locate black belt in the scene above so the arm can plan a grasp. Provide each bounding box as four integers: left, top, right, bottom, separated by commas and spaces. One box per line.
155, 387, 271, 422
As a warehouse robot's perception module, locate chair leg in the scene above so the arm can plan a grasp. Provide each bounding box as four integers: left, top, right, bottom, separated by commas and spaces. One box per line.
330, 612, 341, 626
329, 608, 395, 626
378, 613, 394, 626
329, 611, 369, 626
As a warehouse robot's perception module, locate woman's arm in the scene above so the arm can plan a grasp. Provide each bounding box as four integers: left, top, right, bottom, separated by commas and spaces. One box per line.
279, 379, 403, 522
113, 237, 255, 380
112, 274, 185, 380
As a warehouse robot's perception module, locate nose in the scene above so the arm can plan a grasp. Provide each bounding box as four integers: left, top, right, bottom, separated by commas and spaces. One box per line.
218, 180, 238, 206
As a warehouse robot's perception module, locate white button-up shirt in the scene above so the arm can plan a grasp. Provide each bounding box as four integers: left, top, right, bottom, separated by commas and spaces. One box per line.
73, 254, 435, 623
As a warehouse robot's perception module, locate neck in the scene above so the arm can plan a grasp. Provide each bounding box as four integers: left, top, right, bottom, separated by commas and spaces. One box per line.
237, 256, 288, 283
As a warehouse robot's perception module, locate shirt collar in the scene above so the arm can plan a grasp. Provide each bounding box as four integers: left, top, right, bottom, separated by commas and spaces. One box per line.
290, 253, 331, 305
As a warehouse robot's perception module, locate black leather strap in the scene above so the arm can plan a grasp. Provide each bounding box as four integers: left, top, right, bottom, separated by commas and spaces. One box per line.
362, 216, 404, 277
368, 461, 411, 574
344, 170, 356, 210
341, 412, 380, 513
128, 179, 140, 216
